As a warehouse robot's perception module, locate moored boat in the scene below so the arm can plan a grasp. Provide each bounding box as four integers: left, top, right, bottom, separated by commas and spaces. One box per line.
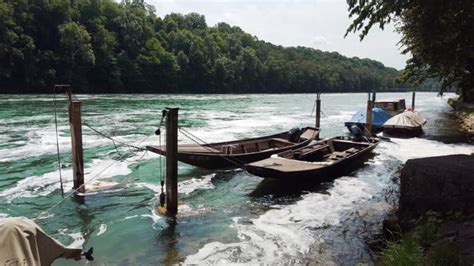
146, 127, 320, 169
382, 111, 427, 138
245, 136, 378, 180
374, 99, 406, 116
344, 107, 391, 134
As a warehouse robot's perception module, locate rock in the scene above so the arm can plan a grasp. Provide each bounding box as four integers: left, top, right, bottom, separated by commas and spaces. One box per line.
440, 222, 474, 263
398, 154, 474, 227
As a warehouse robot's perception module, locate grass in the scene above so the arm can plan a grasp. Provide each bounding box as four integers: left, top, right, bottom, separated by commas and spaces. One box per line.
378, 212, 465, 266
380, 235, 423, 266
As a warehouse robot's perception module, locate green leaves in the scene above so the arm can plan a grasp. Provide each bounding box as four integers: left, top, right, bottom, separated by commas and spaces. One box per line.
346, 0, 474, 101
59, 21, 95, 65
0, 0, 400, 93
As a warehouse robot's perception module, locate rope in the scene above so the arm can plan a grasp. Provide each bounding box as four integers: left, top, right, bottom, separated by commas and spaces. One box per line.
309, 100, 327, 118
35, 126, 156, 220
178, 127, 249, 168
52, 87, 65, 198
83, 122, 147, 152
34, 159, 119, 220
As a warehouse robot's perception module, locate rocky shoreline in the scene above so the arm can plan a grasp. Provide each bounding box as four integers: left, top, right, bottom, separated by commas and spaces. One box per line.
448, 98, 474, 142
378, 155, 474, 264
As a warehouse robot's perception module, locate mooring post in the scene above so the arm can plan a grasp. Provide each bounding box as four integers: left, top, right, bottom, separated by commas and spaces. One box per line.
165, 107, 179, 216
315, 93, 321, 129
372, 90, 376, 102
411, 90, 416, 111
366, 100, 374, 134
69, 100, 85, 194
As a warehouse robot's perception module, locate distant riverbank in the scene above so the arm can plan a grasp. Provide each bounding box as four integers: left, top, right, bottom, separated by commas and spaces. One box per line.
0, 88, 439, 94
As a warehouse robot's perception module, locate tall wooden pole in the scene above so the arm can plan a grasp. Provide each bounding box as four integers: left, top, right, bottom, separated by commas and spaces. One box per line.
69, 101, 84, 194
411, 90, 416, 111
366, 100, 374, 134
165, 107, 179, 216
372, 90, 377, 102
315, 93, 321, 129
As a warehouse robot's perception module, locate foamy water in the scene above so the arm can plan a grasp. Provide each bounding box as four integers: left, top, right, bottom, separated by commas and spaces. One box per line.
0, 93, 471, 265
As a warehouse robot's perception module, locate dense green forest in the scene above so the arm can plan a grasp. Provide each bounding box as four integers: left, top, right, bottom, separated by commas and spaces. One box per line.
0, 0, 403, 93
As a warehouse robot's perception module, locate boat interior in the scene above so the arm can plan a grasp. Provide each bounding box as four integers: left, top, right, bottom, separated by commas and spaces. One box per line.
214, 137, 298, 155
204, 127, 318, 155
278, 138, 371, 163
150, 127, 319, 155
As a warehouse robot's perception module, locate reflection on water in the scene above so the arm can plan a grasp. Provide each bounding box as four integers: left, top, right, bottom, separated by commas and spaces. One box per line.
0, 93, 472, 265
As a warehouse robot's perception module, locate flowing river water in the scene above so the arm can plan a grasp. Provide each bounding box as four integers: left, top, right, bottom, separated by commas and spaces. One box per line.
0, 92, 472, 265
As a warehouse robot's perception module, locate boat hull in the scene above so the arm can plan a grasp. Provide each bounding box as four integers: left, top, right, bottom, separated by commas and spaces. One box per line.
246, 137, 378, 180
382, 126, 424, 138
147, 127, 319, 169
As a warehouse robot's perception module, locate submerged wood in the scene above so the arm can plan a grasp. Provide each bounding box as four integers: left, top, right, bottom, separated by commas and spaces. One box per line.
245, 136, 378, 180
147, 127, 319, 169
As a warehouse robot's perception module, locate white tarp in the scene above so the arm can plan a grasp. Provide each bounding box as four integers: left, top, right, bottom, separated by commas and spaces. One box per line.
383, 111, 427, 128
0, 217, 82, 265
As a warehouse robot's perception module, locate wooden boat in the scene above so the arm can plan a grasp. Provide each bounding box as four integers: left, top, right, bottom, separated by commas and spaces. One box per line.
383, 111, 427, 138
245, 136, 378, 179
374, 99, 406, 116
146, 127, 319, 169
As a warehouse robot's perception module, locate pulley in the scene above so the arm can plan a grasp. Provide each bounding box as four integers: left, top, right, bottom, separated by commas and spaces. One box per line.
159, 180, 165, 207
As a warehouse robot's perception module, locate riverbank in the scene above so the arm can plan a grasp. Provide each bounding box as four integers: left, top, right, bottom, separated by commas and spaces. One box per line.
448, 98, 474, 142
378, 154, 474, 264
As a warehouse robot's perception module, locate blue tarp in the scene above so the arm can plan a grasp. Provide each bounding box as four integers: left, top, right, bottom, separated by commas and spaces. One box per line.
345, 108, 391, 128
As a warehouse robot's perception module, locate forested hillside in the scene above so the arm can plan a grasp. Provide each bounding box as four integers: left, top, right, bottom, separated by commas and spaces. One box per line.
0, 0, 402, 93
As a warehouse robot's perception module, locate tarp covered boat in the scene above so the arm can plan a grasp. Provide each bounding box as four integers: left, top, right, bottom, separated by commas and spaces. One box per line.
0, 217, 83, 265
245, 136, 378, 180
344, 108, 391, 133
383, 111, 427, 138
147, 127, 320, 169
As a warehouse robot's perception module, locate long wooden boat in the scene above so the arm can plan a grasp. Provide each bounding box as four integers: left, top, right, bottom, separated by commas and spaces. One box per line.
245, 136, 378, 179
374, 99, 406, 116
146, 127, 319, 169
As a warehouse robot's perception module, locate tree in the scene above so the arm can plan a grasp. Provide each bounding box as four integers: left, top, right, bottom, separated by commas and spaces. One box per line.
0, 0, 402, 93
58, 21, 95, 83
346, 0, 474, 102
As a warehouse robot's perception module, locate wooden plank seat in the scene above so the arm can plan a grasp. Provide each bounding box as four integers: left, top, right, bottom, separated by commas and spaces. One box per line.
345, 147, 359, 154
294, 145, 329, 159
180, 145, 220, 153
327, 151, 347, 160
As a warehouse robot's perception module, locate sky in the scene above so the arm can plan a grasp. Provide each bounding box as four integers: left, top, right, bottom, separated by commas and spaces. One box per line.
148, 0, 409, 70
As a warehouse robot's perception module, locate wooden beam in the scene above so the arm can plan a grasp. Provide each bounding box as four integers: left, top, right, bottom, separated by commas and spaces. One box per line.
366, 100, 374, 134
69, 101, 84, 194
315, 93, 321, 129
165, 107, 179, 216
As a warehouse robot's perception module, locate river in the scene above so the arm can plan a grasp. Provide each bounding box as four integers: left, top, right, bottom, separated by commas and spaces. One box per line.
0, 92, 472, 264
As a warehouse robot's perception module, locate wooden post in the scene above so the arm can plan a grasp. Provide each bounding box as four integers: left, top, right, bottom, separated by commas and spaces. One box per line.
315, 93, 321, 129
69, 101, 85, 194
372, 90, 376, 102
411, 90, 416, 111
165, 107, 179, 216
366, 100, 374, 134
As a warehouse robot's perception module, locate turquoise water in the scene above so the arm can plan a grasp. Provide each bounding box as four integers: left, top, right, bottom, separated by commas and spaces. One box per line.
0, 93, 472, 264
